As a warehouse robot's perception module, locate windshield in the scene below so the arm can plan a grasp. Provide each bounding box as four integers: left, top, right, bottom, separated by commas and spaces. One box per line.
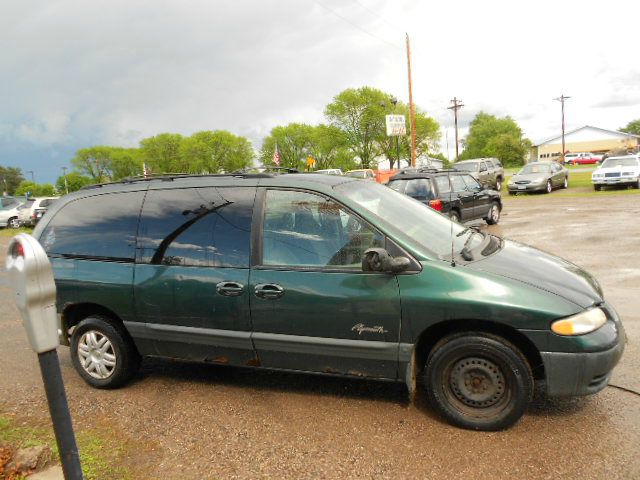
602, 158, 639, 168
519, 164, 550, 174
453, 163, 477, 172
334, 181, 482, 258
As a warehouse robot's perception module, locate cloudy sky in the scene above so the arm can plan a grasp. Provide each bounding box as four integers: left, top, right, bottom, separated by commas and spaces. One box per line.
2, 0, 639, 183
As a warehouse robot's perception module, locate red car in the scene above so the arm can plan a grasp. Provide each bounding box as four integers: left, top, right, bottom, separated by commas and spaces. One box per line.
563, 152, 599, 165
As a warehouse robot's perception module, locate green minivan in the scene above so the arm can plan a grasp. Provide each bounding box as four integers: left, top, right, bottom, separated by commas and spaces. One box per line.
33, 172, 625, 430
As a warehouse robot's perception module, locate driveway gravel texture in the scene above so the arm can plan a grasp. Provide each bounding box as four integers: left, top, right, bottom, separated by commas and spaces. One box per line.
0, 192, 638, 479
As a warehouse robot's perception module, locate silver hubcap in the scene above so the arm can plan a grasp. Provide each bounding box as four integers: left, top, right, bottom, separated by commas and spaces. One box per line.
490, 205, 499, 222
547, 182, 552, 192
78, 331, 116, 379
9, 218, 19, 228
496, 180, 501, 190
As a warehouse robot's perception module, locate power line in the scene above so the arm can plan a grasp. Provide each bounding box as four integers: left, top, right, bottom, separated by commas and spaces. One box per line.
311, 0, 402, 50
351, 0, 404, 34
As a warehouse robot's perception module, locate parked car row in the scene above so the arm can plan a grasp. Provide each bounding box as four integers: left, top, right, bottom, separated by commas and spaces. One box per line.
0, 196, 58, 228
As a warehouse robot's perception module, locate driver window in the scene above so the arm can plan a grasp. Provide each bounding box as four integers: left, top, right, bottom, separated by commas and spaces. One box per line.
262, 190, 384, 268
462, 175, 482, 191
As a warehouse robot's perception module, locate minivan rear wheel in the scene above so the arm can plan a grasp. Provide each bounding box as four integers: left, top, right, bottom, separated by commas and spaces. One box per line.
71, 315, 141, 389
424, 332, 533, 431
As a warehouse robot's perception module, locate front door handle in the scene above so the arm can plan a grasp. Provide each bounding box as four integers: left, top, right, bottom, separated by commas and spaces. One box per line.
216, 281, 245, 297
254, 283, 285, 300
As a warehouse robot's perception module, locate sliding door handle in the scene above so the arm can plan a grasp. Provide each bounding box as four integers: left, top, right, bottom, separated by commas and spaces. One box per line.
254, 283, 285, 300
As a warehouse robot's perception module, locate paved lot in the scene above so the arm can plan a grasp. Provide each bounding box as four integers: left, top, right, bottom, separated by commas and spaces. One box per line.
1, 192, 639, 479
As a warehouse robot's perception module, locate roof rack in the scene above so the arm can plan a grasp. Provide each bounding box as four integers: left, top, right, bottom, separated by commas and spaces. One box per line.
79, 165, 301, 190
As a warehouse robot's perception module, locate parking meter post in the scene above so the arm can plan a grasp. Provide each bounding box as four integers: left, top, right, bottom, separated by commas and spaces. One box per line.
38, 349, 83, 480
6, 234, 84, 480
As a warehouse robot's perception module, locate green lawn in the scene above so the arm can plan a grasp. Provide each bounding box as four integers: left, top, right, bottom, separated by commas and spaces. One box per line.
0, 227, 33, 237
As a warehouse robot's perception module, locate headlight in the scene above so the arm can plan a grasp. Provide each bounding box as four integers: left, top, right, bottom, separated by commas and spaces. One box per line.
551, 308, 607, 336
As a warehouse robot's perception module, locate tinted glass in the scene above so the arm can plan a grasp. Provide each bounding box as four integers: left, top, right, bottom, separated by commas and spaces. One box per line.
520, 164, 550, 174
462, 175, 482, 190
454, 163, 478, 172
262, 189, 384, 268
137, 187, 254, 268
450, 175, 467, 192
40, 198, 56, 208
404, 179, 434, 200
480, 162, 487, 171
1, 197, 17, 208
433, 176, 451, 194
386, 180, 406, 193
41, 191, 145, 260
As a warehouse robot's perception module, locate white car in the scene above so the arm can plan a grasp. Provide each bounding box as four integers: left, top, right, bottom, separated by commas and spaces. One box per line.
17, 197, 58, 227
591, 155, 640, 191
316, 169, 343, 175
0, 201, 27, 228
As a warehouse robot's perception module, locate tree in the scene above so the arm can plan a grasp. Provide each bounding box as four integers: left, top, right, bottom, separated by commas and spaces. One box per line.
260, 123, 316, 170
70, 146, 115, 182
325, 87, 389, 168
461, 112, 529, 167
109, 148, 143, 180
139, 133, 183, 173
0, 166, 24, 195
620, 119, 640, 135
307, 125, 355, 171
180, 130, 254, 173
15, 181, 56, 196
56, 171, 93, 193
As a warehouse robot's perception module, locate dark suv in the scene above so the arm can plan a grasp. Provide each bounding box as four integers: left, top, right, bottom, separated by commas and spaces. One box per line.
387, 169, 502, 224
32, 172, 625, 431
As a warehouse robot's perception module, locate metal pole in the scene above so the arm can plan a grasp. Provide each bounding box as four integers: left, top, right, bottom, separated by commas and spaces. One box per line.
37, 350, 83, 480
405, 34, 417, 167
554, 95, 570, 163
396, 136, 400, 169
62, 167, 69, 195
27, 171, 35, 183
448, 98, 464, 163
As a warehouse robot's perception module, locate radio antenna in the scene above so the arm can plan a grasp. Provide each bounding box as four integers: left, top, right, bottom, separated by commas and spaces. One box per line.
448, 169, 456, 267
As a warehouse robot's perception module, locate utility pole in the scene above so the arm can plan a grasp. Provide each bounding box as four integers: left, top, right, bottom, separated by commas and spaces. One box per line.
61, 167, 69, 195
26, 170, 35, 183
448, 97, 464, 162
554, 94, 571, 163
406, 34, 417, 167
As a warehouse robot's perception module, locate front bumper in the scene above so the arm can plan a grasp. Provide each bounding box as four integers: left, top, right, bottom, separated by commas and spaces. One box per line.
592, 177, 638, 186
508, 184, 545, 193
541, 314, 626, 397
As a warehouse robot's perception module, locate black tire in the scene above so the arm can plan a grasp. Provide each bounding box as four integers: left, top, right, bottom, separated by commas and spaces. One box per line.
70, 315, 141, 389
424, 332, 533, 431
495, 178, 502, 191
485, 201, 501, 225
508, 190, 515, 196
449, 210, 460, 223
8, 217, 20, 229
562, 177, 568, 189
594, 185, 601, 191
545, 180, 552, 194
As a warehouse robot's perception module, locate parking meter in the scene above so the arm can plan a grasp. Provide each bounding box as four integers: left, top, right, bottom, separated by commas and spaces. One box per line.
6, 234, 83, 480
7, 233, 59, 353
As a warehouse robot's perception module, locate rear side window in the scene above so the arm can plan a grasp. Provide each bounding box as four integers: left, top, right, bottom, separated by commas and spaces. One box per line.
404, 179, 434, 200
41, 191, 145, 261
433, 176, 451, 194
137, 187, 255, 268
387, 180, 406, 193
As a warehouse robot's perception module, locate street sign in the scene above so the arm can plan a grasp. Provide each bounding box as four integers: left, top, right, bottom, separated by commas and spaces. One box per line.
386, 114, 406, 136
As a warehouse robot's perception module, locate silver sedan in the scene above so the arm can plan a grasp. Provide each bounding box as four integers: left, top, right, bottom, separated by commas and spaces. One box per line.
507, 161, 568, 194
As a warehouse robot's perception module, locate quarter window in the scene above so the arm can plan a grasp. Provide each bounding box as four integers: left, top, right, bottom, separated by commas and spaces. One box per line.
41, 191, 145, 260
137, 187, 254, 267
262, 190, 384, 268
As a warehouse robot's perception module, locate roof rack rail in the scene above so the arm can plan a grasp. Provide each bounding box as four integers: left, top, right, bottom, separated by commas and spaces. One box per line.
79, 171, 276, 190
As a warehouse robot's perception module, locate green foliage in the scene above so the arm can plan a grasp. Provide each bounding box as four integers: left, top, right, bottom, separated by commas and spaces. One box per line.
15, 180, 56, 196
0, 166, 24, 195
139, 133, 183, 174
56, 171, 93, 193
180, 130, 254, 173
325, 87, 389, 168
260, 123, 316, 170
70, 146, 115, 182
620, 119, 640, 135
461, 112, 528, 167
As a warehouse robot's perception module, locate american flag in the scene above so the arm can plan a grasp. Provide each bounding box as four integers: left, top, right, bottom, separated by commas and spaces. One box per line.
143, 163, 150, 178
273, 141, 280, 166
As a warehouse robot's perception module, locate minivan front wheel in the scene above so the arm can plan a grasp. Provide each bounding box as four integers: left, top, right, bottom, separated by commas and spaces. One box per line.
424, 332, 533, 431
71, 316, 140, 389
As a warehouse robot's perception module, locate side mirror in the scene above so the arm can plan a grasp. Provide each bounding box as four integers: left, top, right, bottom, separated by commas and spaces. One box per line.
362, 248, 410, 274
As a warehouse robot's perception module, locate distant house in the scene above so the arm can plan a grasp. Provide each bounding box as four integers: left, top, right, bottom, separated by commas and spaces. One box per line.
531, 126, 640, 161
